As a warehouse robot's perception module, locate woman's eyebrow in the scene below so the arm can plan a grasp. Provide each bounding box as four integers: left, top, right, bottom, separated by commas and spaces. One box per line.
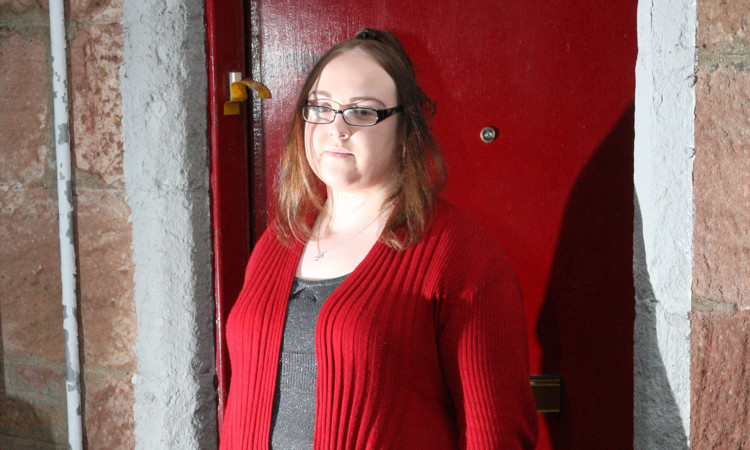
308, 90, 331, 98
308, 91, 386, 106
349, 96, 386, 106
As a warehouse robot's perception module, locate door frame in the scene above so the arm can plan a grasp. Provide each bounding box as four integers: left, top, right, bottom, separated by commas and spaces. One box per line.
204, 1, 644, 446
205, 0, 252, 431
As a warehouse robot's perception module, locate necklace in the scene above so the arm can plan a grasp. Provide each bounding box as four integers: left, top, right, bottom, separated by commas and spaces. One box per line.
314, 214, 380, 261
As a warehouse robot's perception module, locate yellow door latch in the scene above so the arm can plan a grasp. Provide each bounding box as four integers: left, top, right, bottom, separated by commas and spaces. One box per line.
224, 72, 271, 116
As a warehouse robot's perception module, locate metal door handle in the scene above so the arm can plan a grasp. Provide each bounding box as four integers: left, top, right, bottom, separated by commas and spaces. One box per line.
224, 72, 272, 115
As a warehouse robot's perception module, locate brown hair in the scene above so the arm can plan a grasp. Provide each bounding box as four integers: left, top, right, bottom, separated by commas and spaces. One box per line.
274, 28, 446, 249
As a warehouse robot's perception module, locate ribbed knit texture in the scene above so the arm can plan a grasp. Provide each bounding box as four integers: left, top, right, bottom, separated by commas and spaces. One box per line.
220, 200, 538, 449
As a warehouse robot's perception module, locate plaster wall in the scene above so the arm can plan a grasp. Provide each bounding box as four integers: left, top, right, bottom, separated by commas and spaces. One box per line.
633, 0, 694, 447
120, 0, 216, 448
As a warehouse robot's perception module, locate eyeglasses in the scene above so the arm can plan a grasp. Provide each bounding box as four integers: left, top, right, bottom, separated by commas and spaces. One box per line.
302, 104, 403, 127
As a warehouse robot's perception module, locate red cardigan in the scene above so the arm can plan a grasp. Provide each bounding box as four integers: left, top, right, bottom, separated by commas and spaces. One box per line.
220, 201, 538, 449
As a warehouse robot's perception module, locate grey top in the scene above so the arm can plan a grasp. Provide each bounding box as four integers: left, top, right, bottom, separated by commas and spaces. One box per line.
269, 274, 347, 450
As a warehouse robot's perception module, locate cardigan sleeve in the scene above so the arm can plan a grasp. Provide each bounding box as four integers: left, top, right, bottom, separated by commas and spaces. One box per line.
437, 253, 538, 449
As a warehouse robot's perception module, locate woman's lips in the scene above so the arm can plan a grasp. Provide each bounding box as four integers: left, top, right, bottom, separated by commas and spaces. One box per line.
323, 148, 352, 158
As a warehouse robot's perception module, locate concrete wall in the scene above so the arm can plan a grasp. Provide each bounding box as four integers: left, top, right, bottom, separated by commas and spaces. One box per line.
691, 0, 750, 447
633, 0, 695, 448
0, 0, 136, 448
120, 0, 216, 447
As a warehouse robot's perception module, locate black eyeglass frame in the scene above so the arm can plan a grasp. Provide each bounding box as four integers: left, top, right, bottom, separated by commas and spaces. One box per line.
302, 104, 404, 127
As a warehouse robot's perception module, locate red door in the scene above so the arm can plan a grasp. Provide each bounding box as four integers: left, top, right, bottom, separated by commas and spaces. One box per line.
209, 1, 636, 448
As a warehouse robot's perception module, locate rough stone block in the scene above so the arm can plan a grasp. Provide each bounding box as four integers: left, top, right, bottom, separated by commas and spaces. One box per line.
0, 396, 62, 446
69, 24, 125, 185
0, 0, 122, 21
0, 31, 49, 186
1, 357, 67, 445
77, 189, 136, 370
0, 0, 42, 14
83, 370, 134, 449
14, 364, 57, 390
693, 66, 750, 308
69, 0, 122, 22
0, 188, 65, 361
691, 310, 750, 448
697, 0, 750, 48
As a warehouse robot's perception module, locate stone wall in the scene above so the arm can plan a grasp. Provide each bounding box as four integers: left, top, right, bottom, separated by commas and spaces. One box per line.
692, 0, 750, 448
0, 0, 135, 448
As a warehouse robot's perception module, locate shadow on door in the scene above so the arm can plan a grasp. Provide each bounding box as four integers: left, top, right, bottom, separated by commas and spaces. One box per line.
537, 104, 642, 448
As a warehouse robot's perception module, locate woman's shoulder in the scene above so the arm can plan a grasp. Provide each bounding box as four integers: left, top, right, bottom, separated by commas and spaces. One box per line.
430, 199, 500, 247
250, 221, 280, 250
420, 199, 519, 297
424, 198, 514, 268
249, 221, 301, 259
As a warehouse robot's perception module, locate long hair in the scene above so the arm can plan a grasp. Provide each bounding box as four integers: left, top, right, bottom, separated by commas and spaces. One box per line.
274, 28, 446, 249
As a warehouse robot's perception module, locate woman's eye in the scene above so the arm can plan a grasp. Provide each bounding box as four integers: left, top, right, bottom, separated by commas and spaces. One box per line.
353, 108, 376, 118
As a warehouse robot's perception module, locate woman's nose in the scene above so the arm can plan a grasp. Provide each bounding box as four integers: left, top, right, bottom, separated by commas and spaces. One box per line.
328, 113, 350, 139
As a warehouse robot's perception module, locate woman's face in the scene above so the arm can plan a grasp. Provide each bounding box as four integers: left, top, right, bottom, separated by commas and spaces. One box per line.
304, 49, 400, 195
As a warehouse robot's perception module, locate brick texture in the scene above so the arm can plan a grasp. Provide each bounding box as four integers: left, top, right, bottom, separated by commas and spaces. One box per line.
691, 311, 750, 448
1, 357, 67, 445
77, 189, 136, 370
0, 31, 49, 186
0, 0, 42, 14
0, 188, 64, 361
69, 24, 125, 185
0, 0, 122, 19
693, 66, 750, 308
0, 396, 62, 447
69, 0, 123, 22
697, 0, 750, 48
1, 2, 134, 447
693, 2, 750, 446
84, 369, 135, 449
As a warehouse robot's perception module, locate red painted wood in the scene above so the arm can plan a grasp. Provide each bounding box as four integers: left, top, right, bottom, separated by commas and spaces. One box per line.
205, 0, 252, 433
246, 1, 637, 448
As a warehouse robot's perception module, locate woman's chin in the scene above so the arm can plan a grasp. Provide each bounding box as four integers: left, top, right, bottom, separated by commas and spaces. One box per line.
317, 173, 360, 191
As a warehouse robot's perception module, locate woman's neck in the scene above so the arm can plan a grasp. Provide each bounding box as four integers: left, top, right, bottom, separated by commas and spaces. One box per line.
321, 186, 392, 235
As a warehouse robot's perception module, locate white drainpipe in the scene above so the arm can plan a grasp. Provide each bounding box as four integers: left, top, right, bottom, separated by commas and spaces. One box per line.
48, 0, 83, 448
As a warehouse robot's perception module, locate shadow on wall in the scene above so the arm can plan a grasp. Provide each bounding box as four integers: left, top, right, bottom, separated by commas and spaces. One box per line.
0, 309, 56, 448
633, 192, 689, 449
536, 104, 636, 448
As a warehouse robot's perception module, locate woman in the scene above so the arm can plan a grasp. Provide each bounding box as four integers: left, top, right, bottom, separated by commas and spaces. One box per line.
221, 29, 538, 449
